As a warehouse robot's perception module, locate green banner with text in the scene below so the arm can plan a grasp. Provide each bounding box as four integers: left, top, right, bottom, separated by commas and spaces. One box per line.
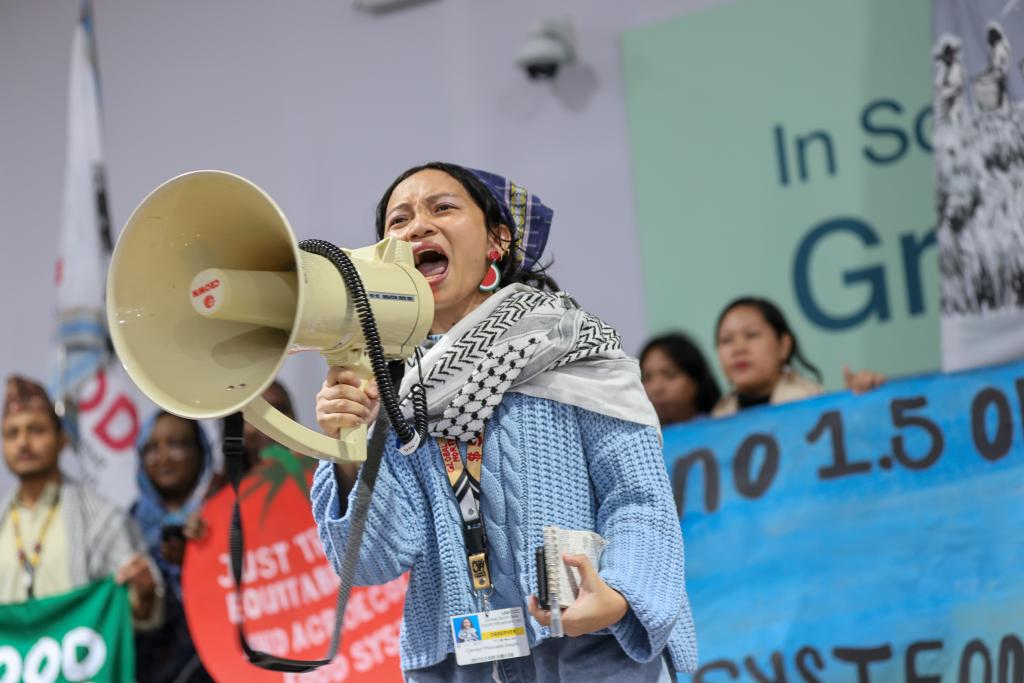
0, 578, 134, 683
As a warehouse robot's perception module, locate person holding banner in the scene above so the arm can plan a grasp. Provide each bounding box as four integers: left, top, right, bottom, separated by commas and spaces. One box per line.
712, 297, 885, 416
132, 411, 216, 682
640, 332, 721, 426
312, 162, 696, 681
0, 376, 163, 627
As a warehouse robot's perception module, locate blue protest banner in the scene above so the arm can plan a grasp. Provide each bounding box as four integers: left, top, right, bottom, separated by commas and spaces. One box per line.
664, 361, 1024, 683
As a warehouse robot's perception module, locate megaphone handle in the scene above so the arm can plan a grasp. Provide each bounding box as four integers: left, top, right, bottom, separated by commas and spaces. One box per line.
242, 397, 367, 463
338, 422, 369, 460
321, 350, 375, 385
321, 352, 376, 456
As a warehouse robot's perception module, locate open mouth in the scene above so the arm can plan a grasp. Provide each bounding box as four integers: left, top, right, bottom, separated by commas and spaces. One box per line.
414, 244, 449, 284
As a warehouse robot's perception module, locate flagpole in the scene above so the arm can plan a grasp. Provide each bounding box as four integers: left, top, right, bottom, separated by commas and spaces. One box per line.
81, 0, 114, 254
55, 0, 110, 449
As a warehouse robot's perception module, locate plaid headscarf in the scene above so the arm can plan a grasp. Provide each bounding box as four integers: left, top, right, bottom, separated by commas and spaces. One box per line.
468, 169, 553, 271
3, 375, 59, 427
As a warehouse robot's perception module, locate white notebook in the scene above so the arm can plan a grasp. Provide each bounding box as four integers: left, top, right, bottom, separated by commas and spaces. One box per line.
541, 526, 607, 608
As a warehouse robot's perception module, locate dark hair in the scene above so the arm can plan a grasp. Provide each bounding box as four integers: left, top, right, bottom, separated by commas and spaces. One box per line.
715, 297, 823, 383
374, 161, 559, 292
265, 380, 294, 419
142, 411, 204, 454
640, 332, 722, 415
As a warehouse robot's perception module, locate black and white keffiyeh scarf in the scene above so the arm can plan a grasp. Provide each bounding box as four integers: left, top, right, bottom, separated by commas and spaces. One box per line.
399, 284, 660, 441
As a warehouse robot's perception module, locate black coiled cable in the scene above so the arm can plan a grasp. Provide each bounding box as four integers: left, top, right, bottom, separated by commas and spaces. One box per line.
298, 239, 428, 450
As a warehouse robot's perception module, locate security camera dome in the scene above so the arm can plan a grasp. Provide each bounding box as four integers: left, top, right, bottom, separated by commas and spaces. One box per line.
516, 19, 576, 81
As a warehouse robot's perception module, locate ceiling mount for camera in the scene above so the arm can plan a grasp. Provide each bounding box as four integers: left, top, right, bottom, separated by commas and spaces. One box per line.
516, 19, 576, 81
354, 0, 436, 14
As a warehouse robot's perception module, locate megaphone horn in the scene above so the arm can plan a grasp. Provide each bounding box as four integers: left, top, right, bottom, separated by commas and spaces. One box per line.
106, 170, 434, 463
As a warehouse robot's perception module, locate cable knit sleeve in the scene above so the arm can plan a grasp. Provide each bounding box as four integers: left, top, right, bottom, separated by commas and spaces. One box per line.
310, 440, 427, 586
575, 407, 689, 664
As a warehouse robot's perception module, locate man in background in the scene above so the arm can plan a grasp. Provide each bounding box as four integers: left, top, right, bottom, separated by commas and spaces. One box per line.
0, 375, 163, 628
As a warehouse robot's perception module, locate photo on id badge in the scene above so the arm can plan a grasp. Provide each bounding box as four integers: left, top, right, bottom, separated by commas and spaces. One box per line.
454, 615, 482, 643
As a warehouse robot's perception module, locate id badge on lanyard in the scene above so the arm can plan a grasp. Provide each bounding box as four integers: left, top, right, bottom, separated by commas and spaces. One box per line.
438, 432, 530, 666
438, 435, 491, 595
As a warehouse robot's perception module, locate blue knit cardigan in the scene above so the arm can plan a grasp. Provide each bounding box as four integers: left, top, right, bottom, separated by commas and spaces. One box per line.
311, 392, 698, 673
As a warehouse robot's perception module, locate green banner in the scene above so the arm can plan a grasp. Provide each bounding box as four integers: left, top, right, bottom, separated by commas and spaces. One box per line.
0, 578, 134, 683
623, 0, 937, 388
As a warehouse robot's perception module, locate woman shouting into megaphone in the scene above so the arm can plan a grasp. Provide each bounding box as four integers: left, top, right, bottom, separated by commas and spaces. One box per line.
311, 162, 696, 682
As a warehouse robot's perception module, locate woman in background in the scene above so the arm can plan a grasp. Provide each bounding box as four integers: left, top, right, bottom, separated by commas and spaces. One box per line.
713, 297, 884, 417
640, 333, 720, 426
133, 412, 215, 683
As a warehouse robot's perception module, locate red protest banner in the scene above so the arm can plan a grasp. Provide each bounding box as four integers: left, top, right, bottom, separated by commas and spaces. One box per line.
182, 451, 406, 682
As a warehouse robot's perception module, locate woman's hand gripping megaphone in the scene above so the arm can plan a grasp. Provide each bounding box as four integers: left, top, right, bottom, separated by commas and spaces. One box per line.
316, 367, 381, 437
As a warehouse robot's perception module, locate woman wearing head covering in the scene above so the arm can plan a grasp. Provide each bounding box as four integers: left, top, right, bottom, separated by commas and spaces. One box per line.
132, 411, 215, 682
311, 162, 696, 681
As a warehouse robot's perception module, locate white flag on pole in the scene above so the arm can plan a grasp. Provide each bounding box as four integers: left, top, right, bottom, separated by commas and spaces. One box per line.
53, 1, 152, 509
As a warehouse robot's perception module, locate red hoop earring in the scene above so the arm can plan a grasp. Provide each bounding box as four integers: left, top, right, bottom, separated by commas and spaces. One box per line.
479, 249, 502, 292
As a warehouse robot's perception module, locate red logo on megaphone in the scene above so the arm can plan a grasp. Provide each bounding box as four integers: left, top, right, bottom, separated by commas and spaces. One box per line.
192, 278, 221, 298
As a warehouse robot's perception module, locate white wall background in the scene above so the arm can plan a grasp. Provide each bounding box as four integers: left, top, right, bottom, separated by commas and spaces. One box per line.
0, 0, 726, 494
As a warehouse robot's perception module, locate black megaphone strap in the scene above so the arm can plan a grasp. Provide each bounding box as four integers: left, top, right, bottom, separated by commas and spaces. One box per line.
222, 409, 389, 673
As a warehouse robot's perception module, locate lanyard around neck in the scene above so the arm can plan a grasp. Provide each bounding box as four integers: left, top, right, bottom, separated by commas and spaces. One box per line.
10, 493, 60, 598
437, 432, 491, 593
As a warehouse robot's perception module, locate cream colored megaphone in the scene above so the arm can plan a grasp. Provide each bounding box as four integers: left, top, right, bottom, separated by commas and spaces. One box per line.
106, 170, 433, 463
